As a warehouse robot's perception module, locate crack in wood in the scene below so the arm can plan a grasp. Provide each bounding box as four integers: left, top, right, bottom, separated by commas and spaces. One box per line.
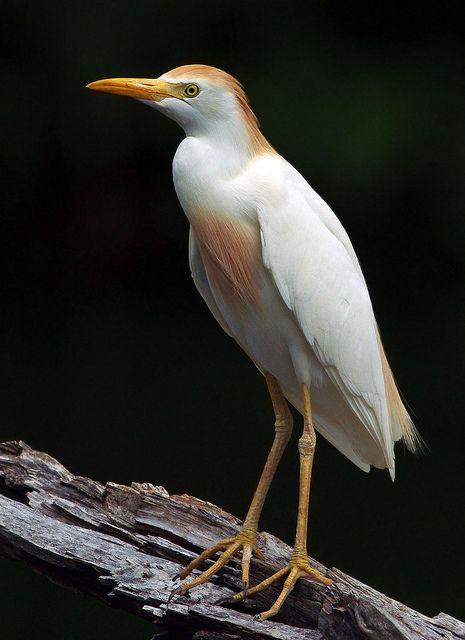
0, 441, 463, 640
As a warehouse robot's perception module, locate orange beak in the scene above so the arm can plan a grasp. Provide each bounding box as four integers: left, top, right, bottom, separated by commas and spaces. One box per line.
86, 77, 172, 101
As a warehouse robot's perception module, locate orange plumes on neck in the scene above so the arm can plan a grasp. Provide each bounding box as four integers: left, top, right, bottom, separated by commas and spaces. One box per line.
165, 64, 275, 157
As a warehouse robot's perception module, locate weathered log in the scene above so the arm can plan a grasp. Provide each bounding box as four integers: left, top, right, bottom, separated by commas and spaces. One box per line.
0, 441, 463, 639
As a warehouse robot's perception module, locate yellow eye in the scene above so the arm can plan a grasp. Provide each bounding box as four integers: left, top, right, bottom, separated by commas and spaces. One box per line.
183, 83, 200, 98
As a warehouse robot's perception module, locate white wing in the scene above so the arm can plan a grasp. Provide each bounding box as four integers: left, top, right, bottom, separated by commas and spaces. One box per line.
257, 160, 395, 472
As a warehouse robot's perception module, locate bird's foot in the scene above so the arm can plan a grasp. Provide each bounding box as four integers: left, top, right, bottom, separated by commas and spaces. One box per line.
220, 553, 332, 621
170, 530, 265, 599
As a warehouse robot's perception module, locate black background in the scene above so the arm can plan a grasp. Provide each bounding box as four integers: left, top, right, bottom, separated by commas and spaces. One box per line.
1, 1, 464, 637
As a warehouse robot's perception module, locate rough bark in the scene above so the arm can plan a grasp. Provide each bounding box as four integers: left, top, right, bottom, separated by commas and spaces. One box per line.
0, 441, 463, 640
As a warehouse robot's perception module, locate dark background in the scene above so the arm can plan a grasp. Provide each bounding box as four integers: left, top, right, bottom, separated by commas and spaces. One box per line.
1, 1, 464, 637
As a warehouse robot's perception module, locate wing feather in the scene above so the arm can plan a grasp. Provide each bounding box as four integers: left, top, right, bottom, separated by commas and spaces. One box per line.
257, 166, 396, 471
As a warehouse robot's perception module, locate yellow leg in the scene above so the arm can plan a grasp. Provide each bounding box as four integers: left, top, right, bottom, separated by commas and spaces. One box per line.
171, 374, 293, 598
224, 384, 332, 620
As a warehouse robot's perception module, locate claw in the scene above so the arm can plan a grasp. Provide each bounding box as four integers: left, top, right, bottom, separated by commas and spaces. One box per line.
219, 558, 331, 620
168, 531, 263, 604
167, 585, 183, 606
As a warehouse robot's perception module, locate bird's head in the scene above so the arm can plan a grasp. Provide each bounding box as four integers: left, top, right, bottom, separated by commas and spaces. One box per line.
87, 64, 273, 156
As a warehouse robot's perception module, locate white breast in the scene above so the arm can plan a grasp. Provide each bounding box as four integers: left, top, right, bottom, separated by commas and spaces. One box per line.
174, 142, 398, 473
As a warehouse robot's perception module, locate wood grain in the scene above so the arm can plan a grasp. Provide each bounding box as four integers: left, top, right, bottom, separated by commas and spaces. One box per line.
0, 441, 463, 640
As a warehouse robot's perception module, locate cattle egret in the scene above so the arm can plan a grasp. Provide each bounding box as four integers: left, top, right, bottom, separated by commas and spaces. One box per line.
87, 65, 420, 620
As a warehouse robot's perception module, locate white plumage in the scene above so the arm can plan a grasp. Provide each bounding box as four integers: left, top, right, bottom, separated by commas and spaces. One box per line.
87, 64, 419, 619
175, 123, 410, 479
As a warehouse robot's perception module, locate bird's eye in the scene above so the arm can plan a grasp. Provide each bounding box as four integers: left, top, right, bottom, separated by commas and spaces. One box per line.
183, 83, 200, 98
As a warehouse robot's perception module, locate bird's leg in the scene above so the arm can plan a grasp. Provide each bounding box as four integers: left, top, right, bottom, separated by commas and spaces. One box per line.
224, 384, 332, 620
172, 373, 292, 596
238, 374, 293, 587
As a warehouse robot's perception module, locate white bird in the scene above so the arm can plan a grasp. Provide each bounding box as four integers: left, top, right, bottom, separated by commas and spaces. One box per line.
87, 64, 419, 620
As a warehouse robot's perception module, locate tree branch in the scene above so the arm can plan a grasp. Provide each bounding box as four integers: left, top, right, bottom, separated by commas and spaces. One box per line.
0, 441, 463, 640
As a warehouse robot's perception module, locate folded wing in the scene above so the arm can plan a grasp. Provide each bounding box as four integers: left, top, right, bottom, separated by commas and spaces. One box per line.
258, 168, 399, 474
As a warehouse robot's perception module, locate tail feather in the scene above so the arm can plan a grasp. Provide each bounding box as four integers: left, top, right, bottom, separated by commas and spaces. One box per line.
377, 334, 423, 453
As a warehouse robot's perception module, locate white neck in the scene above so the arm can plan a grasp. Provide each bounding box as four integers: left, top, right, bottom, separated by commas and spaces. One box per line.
172, 123, 255, 223
183, 113, 253, 177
